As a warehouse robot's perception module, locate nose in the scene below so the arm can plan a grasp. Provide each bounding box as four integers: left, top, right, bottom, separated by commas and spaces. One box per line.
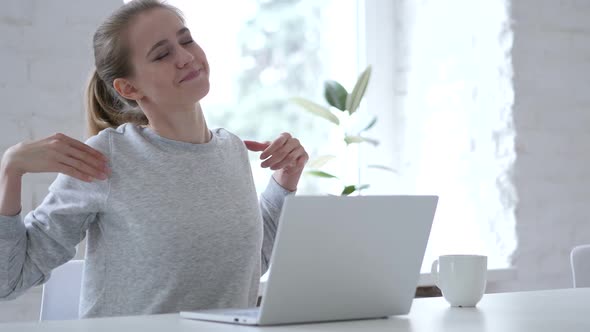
176, 46, 195, 69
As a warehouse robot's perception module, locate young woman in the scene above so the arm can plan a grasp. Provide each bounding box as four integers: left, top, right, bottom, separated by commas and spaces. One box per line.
0, 0, 308, 318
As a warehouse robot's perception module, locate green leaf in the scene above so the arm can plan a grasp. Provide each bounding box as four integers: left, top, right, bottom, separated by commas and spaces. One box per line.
308, 155, 337, 169
360, 117, 377, 133
292, 97, 340, 125
344, 135, 379, 146
341, 185, 356, 196
357, 184, 370, 192
367, 164, 398, 173
345, 65, 372, 114
324, 80, 348, 111
341, 184, 370, 196
306, 170, 339, 179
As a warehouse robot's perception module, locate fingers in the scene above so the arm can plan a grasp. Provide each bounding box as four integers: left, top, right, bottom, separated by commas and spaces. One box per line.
53, 133, 108, 162
49, 133, 110, 182
56, 143, 107, 172
260, 133, 308, 171
244, 140, 269, 152
57, 154, 107, 182
273, 147, 306, 170
264, 145, 303, 170
56, 162, 95, 182
247, 133, 308, 172
260, 133, 291, 160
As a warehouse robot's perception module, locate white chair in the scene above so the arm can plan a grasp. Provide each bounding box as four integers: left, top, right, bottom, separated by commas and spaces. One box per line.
571, 245, 590, 288
39, 260, 84, 321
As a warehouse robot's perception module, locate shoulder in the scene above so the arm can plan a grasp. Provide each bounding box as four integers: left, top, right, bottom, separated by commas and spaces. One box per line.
212, 127, 237, 140
83, 123, 133, 155
212, 128, 247, 150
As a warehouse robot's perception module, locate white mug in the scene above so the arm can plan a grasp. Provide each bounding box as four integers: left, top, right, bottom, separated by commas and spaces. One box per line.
431, 254, 487, 307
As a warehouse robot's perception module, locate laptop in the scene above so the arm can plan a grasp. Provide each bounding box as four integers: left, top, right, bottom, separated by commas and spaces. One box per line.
180, 195, 438, 326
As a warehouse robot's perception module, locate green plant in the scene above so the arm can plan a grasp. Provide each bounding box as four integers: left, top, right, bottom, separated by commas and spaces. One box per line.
292, 65, 394, 195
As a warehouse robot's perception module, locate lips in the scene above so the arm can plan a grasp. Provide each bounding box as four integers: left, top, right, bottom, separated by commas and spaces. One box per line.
179, 69, 202, 83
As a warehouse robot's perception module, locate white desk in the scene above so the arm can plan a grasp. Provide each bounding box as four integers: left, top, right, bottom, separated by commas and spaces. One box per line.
2, 288, 589, 331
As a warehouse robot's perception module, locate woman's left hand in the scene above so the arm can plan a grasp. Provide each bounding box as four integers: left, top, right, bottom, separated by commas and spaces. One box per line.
244, 133, 308, 191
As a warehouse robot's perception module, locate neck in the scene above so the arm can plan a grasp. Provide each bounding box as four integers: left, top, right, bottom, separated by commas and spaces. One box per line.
141, 102, 211, 144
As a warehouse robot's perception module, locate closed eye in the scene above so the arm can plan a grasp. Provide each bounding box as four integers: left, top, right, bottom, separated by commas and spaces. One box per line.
154, 52, 169, 61
153, 39, 194, 61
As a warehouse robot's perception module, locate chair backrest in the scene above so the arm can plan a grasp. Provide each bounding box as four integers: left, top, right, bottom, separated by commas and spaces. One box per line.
571, 245, 590, 288
39, 260, 84, 321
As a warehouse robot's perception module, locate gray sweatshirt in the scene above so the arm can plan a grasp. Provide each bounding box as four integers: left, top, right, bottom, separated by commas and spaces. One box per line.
0, 123, 293, 318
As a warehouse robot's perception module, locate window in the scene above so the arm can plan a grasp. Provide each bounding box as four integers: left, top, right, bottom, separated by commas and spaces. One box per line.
362, 0, 516, 272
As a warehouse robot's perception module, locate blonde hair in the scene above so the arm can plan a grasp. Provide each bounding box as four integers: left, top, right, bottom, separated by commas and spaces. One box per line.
85, 0, 184, 137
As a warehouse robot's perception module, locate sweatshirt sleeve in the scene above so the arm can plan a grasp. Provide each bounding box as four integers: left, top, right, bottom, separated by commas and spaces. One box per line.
0, 131, 111, 300
259, 176, 295, 274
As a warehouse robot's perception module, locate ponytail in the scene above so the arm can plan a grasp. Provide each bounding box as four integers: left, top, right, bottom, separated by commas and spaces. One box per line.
84, 69, 148, 138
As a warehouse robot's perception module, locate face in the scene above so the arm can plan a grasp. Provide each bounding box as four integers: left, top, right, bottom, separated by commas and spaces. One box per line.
119, 8, 210, 110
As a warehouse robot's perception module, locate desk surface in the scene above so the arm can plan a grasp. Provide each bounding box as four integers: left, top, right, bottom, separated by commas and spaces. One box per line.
2, 288, 589, 331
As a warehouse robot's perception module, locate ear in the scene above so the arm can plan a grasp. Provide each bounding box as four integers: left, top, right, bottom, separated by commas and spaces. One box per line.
113, 78, 143, 101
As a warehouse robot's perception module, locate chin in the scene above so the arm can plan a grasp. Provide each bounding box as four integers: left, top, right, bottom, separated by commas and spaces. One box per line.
187, 83, 210, 103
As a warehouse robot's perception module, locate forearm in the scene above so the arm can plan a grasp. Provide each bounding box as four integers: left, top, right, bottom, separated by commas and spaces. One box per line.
0, 213, 46, 300
259, 176, 295, 273
0, 156, 23, 217
0, 156, 29, 299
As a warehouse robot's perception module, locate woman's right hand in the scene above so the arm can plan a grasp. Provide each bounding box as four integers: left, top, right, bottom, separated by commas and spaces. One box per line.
2, 133, 110, 182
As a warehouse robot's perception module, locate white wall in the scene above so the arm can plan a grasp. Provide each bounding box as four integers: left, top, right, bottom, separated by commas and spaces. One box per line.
0, 0, 120, 322
493, 0, 590, 292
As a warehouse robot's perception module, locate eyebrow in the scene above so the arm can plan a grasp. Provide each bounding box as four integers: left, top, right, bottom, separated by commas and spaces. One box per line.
146, 27, 190, 58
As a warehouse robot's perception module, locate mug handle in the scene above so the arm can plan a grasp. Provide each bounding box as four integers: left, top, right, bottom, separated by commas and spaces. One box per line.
430, 259, 439, 287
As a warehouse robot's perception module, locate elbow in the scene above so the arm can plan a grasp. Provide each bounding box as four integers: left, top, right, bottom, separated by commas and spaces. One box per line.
0, 266, 47, 301
0, 282, 20, 300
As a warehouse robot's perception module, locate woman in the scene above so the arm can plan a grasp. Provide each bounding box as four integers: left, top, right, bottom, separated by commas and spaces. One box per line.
0, 0, 308, 318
